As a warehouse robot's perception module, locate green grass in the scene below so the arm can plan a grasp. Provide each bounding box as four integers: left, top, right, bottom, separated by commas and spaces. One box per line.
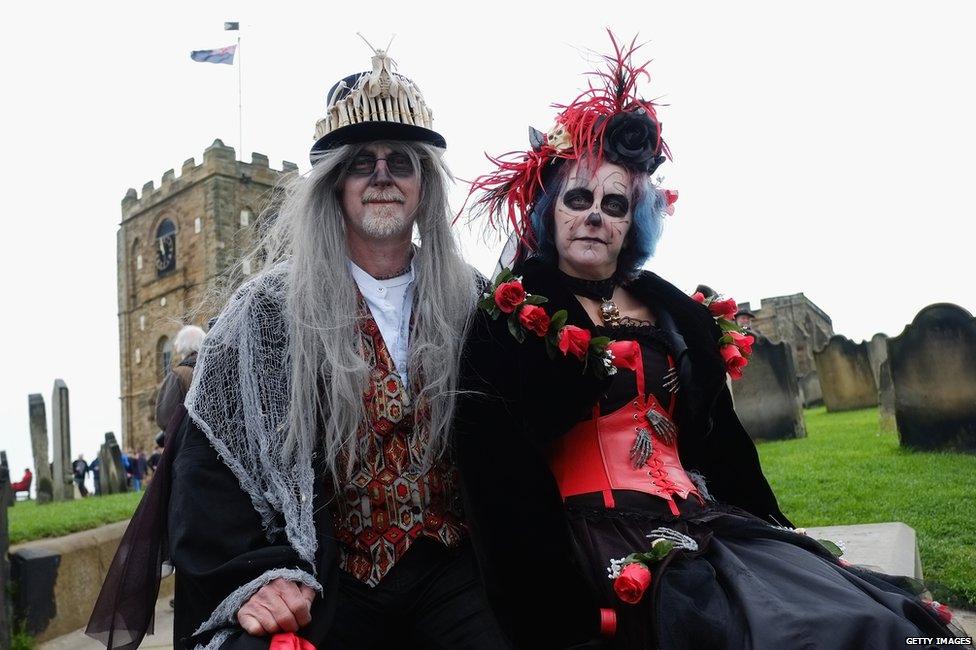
757, 406, 976, 608
8, 491, 143, 545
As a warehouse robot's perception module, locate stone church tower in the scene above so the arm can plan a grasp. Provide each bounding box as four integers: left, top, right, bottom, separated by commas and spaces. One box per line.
116, 140, 296, 452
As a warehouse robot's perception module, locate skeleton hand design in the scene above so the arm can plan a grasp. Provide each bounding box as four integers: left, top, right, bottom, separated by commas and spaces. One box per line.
646, 408, 677, 446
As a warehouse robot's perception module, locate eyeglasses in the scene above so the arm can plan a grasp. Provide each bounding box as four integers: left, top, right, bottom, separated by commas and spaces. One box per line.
346, 152, 416, 178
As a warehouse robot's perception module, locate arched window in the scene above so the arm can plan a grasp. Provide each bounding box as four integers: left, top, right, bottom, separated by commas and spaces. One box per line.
157, 336, 173, 378
155, 218, 177, 276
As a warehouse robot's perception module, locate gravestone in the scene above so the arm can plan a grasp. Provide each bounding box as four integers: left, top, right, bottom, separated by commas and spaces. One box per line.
0, 452, 11, 507
51, 379, 73, 501
888, 303, 976, 452
731, 337, 806, 441
866, 333, 889, 388
99, 432, 127, 494
878, 360, 897, 433
0, 462, 11, 649
798, 371, 823, 407
813, 335, 878, 412
28, 394, 53, 504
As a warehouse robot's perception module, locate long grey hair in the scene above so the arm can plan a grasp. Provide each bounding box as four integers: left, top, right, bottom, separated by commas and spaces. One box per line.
256, 142, 477, 482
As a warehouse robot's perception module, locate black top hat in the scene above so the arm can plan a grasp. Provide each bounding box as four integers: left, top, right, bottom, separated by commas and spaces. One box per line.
310, 59, 446, 164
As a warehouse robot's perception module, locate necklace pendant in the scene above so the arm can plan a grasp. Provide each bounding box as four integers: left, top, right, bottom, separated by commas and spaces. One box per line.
600, 299, 621, 326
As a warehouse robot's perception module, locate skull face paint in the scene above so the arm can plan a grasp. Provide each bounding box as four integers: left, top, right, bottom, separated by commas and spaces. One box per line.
553, 160, 634, 280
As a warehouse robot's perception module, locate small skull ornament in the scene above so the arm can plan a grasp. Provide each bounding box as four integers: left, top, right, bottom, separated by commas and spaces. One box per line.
546, 122, 572, 152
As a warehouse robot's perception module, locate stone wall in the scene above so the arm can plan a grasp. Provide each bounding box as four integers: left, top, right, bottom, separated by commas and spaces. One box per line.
731, 337, 806, 441
813, 335, 879, 412
878, 360, 897, 433
743, 293, 834, 378
117, 141, 296, 451
866, 333, 889, 388
887, 303, 976, 452
798, 370, 823, 407
9, 521, 174, 642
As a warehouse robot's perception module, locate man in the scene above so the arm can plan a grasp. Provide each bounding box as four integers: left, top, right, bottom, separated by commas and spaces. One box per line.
156, 325, 205, 431
72, 454, 89, 497
159, 48, 505, 649
89, 456, 101, 496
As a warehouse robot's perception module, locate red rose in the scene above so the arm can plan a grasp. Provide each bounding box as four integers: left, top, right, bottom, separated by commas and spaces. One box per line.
613, 562, 652, 604
269, 632, 316, 650
608, 340, 640, 372
927, 601, 953, 624
721, 344, 748, 380
663, 189, 679, 216
518, 304, 551, 337
691, 291, 706, 304
558, 325, 592, 360
708, 298, 738, 320
728, 331, 755, 356
494, 280, 526, 314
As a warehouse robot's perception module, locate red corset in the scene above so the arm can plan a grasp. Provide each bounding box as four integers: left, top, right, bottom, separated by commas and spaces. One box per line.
547, 342, 701, 516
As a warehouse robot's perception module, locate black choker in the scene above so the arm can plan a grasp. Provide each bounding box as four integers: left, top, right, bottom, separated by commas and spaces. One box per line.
558, 270, 623, 326
373, 263, 412, 281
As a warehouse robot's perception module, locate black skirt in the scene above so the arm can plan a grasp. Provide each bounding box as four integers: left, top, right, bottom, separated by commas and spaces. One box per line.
565, 492, 969, 649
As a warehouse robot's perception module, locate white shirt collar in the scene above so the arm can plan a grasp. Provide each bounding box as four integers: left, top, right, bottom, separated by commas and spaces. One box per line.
347, 257, 416, 291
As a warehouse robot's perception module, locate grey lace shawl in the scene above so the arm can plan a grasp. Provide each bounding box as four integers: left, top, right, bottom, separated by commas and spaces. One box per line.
184, 263, 318, 567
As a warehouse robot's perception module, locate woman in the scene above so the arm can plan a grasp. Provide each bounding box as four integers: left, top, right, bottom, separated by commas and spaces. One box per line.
455, 35, 966, 649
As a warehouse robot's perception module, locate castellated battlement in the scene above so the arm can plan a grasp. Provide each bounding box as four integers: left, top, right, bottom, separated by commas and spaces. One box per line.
121, 139, 298, 219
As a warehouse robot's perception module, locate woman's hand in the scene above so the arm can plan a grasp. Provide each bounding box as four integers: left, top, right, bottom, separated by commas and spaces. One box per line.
237, 578, 316, 636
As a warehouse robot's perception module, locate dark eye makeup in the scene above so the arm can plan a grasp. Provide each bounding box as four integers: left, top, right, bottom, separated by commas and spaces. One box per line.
601, 194, 630, 218
562, 188, 594, 210
561, 188, 630, 218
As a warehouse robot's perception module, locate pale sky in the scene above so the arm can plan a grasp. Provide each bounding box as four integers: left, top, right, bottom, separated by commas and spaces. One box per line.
2, 1, 974, 481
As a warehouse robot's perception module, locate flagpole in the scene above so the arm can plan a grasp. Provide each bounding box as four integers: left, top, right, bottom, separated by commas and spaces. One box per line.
237, 33, 243, 161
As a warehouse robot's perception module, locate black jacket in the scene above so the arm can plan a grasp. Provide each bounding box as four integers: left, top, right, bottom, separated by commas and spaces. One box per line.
454, 258, 790, 649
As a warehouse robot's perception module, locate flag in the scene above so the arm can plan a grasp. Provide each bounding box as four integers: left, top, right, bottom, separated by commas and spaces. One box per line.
224, 22, 239, 30
190, 45, 236, 65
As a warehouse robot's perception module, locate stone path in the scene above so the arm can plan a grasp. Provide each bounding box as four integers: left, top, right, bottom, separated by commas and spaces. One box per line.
39, 597, 173, 650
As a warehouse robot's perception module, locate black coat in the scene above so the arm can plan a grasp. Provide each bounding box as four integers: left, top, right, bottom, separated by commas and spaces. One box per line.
454, 258, 790, 649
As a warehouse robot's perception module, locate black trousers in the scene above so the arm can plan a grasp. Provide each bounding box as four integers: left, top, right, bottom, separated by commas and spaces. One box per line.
324, 539, 511, 650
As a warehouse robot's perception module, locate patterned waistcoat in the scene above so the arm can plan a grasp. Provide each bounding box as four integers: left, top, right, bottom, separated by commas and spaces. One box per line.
329, 306, 465, 587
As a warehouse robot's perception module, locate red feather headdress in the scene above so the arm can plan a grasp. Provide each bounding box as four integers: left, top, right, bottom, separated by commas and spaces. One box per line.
464, 32, 672, 247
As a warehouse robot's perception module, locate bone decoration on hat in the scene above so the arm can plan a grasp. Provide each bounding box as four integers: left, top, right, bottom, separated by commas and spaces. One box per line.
313, 35, 434, 141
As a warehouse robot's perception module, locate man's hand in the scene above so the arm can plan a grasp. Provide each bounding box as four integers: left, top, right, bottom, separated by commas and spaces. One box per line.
237, 578, 316, 636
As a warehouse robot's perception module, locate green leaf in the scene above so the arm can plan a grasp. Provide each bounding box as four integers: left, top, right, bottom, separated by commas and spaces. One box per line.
523, 294, 549, 305
590, 336, 611, 349
507, 315, 526, 343
478, 294, 496, 311
493, 267, 513, 289
549, 310, 568, 332
817, 539, 844, 557
718, 319, 741, 332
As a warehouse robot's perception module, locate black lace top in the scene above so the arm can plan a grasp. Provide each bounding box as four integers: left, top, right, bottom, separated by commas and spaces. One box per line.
595, 320, 677, 416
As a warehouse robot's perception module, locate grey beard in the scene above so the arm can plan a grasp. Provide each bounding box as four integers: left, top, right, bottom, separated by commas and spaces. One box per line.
361, 211, 409, 238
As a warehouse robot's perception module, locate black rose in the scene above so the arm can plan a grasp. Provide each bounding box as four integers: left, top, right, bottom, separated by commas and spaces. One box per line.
602, 111, 664, 173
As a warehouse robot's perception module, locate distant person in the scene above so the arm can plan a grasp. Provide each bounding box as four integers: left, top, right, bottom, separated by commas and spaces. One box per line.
11, 468, 32, 497
148, 443, 163, 477
129, 449, 145, 491
72, 454, 90, 497
121, 449, 132, 488
136, 450, 148, 487
155, 325, 205, 431
90, 456, 101, 496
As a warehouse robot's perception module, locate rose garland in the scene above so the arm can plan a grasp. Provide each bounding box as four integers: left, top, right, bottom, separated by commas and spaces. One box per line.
606, 527, 849, 606
690, 291, 755, 380
478, 268, 634, 379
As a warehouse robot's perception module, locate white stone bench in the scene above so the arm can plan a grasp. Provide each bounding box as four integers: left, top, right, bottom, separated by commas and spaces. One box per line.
804, 521, 923, 579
